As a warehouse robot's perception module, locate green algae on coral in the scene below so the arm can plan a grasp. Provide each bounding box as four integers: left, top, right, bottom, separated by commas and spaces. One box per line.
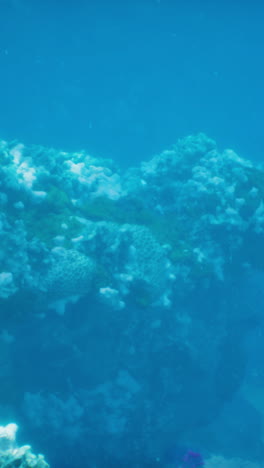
22, 210, 83, 248
44, 185, 74, 214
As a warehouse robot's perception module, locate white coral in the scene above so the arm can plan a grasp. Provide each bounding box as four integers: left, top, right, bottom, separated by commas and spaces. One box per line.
0, 272, 16, 299
0, 423, 18, 451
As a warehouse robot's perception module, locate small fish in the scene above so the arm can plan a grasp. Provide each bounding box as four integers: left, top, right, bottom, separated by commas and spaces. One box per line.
163, 444, 204, 467
182, 450, 204, 467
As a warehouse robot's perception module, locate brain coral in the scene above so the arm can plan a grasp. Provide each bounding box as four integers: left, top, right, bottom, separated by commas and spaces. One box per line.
79, 221, 173, 307
123, 224, 173, 302
44, 248, 95, 304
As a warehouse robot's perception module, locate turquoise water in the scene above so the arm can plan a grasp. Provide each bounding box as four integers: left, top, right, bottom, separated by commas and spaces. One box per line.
0, 2, 264, 468
0, 1, 264, 165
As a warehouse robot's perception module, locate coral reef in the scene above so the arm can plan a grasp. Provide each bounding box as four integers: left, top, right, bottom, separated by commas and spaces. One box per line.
1, 134, 264, 465
0, 423, 49, 468
1, 133, 264, 310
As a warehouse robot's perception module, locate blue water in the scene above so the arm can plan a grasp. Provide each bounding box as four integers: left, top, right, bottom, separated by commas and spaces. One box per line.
1, 2, 264, 468
0, 1, 264, 165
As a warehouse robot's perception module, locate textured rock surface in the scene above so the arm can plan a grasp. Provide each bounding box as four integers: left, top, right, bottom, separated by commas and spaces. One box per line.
1, 134, 264, 466
1, 133, 264, 309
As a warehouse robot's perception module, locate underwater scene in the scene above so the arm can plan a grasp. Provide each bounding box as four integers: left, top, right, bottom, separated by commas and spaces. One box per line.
1, 1, 264, 467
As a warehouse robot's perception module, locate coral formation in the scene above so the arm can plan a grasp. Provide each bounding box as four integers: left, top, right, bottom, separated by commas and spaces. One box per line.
2, 133, 264, 309
1, 134, 264, 465
43, 248, 95, 314
0, 423, 49, 468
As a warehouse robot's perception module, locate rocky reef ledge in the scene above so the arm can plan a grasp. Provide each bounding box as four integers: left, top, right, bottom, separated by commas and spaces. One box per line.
0, 133, 263, 313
